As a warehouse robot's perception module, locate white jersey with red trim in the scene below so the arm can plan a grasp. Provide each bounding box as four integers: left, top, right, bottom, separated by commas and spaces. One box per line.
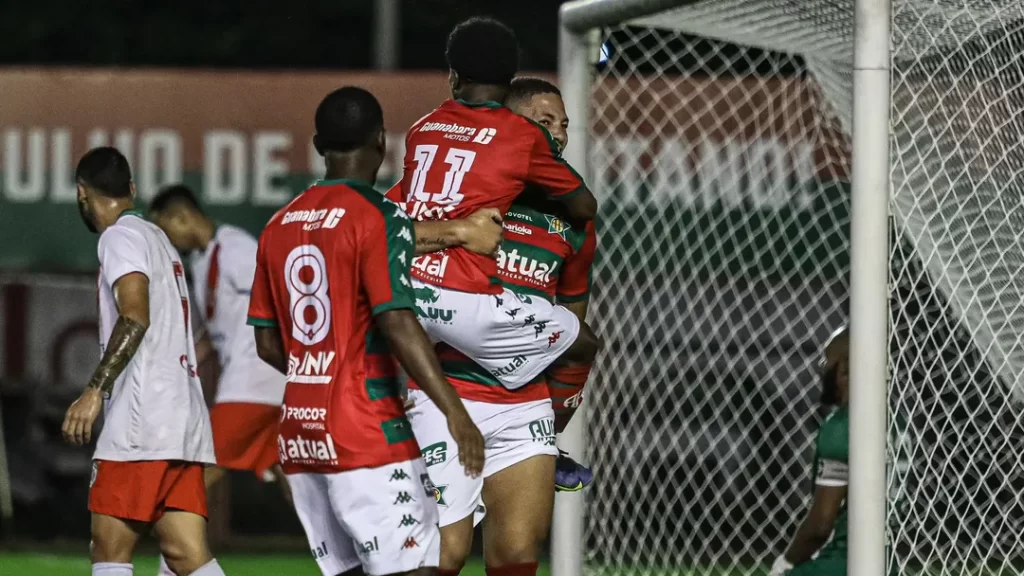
190, 224, 285, 406
94, 211, 215, 464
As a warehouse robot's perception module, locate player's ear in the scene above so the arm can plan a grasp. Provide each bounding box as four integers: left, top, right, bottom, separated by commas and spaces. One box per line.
312, 134, 324, 157
448, 69, 460, 93
76, 183, 88, 202
129, 181, 137, 201
376, 128, 386, 155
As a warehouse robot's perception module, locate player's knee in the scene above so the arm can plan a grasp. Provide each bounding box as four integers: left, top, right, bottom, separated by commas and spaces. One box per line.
90, 533, 135, 564
159, 536, 212, 575
488, 533, 543, 566
438, 525, 473, 570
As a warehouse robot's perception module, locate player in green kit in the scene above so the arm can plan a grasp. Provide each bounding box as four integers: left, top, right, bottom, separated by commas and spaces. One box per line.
771, 326, 849, 576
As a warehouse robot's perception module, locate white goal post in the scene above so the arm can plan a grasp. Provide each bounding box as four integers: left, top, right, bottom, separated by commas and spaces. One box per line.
556, 0, 1024, 575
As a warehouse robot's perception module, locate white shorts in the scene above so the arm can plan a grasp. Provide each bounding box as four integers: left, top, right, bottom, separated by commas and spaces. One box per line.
287, 459, 440, 576
412, 280, 581, 389
406, 389, 558, 527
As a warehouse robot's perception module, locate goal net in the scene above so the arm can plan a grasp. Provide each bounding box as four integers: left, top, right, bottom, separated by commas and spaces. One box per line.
570, 1, 1024, 574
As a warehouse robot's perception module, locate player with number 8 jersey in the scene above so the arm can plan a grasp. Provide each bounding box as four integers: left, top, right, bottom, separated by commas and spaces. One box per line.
246, 86, 484, 576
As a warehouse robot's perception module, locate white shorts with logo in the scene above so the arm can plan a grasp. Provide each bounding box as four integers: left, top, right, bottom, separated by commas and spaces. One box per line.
406, 389, 558, 527
287, 458, 440, 576
412, 279, 580, 389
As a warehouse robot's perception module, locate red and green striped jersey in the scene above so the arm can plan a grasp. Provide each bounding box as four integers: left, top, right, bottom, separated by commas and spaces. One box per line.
420, 203, 598, 403
247, 178, 419, 474
498, 204, 597, 303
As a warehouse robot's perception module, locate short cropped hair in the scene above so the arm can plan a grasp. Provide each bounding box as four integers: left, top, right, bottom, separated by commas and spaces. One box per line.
149, 184, 202, 216
76, 147, 132, 198
445, 17, 519, 86
507, 77, 561, 108
314, 86, 384, 154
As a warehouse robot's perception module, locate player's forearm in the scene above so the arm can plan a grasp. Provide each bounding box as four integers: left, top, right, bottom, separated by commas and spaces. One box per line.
87, 316, 147, 396
784, 519, 832, 565
254, 326, 288, 374
378, 310, 465, 417
413, 221, 468, 255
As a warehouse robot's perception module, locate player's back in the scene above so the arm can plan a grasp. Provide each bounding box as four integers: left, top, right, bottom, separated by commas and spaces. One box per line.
190, 224, 284, 406
396, 99, 585, 294
95, 212, 214, 464
254, 179, 418, 472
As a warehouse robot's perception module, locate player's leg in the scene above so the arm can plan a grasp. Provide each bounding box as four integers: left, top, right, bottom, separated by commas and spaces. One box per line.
287, 472, 365, 576
270, 463, 294, 506
150, 463, 222, 575
89, 460, 175, 574
327, 458, 443, 576
478, 399, 559, 575
406, 391, 487, 574
545, 361, 593, 492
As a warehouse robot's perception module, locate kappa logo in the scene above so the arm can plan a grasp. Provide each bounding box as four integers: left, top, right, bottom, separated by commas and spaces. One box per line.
394, 491, 414, 505
548, 330, 564, 348
398, 514, 420, 527
402, 537, 419, 549
523, 314, 536, 326
390, 469, 411, 482
533, 321, 549, 337
505, 307, 521, 319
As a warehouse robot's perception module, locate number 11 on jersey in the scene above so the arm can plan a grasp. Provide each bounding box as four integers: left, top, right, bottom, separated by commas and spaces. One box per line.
409, 144, 477, 205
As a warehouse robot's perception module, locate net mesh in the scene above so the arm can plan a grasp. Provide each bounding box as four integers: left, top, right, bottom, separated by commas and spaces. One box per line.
578, 1, 1024, 574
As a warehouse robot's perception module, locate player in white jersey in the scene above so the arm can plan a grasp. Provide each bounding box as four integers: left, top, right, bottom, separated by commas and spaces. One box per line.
149, 185, 290, 496
62, 147, 225, 576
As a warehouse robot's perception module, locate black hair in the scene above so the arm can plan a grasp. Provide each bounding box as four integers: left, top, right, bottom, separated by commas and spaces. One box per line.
445, 17, 519, 86
314, 86, 384, 154
507, 76, 561, 107
75, 147, 132, 198
149, 184, 202, 215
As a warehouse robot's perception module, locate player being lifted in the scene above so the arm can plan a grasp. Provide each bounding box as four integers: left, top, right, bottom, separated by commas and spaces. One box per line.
392, 17, 600, 395
62, 147, 224, 576
246, 86, 484, 576
771, 326, 850, 576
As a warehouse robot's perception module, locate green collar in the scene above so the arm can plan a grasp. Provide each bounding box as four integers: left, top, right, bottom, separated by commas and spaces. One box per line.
455, 98, 503, 109
316, 178, 376, 193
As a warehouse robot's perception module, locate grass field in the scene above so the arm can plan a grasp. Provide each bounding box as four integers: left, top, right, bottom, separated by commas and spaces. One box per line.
0, 552, 546, 575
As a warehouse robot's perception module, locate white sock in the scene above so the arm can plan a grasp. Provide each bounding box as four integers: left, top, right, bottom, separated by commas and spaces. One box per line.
157, 555, 176, 576
190, 559, 226, 576
93, 562, 133, 576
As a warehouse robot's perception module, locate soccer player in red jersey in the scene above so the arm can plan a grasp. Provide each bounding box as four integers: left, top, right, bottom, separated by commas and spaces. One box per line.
404, 78, 599, 576
246, 86, 484, 576
63, 147, 224, 576
390, 17, 601, 394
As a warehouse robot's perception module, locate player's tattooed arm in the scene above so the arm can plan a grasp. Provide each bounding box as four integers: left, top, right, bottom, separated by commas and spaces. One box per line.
254, 326, 288, 374
87, 316, 147, 395
88, 272, 151, 396
413, 208, 503, 256
782, 483, 847, 565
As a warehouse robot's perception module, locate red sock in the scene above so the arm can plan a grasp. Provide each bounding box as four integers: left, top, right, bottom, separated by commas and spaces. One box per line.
486, 562, 539, 576
547, 364, 592, 433
437, 569, 462, 576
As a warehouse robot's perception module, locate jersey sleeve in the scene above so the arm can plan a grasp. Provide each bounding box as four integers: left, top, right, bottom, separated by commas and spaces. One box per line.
557, 221, 598, 303
246, 233, 278, 327
360, 201, 416, 315
814, 412, 850, 488
525, 120, 586, 200
98, 226, 150, 287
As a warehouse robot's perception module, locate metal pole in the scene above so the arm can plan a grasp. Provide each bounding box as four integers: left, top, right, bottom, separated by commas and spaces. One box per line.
848, 0, 891, 574
372, 0, 400, 71
551, 15, 592, 576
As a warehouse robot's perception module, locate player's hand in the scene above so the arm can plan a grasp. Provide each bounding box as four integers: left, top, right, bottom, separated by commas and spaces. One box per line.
446, 409, 484, 478
459, 208, 504, 256
769, 555, 793, 576
62, 387, 103, 446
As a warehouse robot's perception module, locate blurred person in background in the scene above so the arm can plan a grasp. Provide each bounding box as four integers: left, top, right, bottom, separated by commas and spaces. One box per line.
148, 185, 293, 575
63, 147, 225, 576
